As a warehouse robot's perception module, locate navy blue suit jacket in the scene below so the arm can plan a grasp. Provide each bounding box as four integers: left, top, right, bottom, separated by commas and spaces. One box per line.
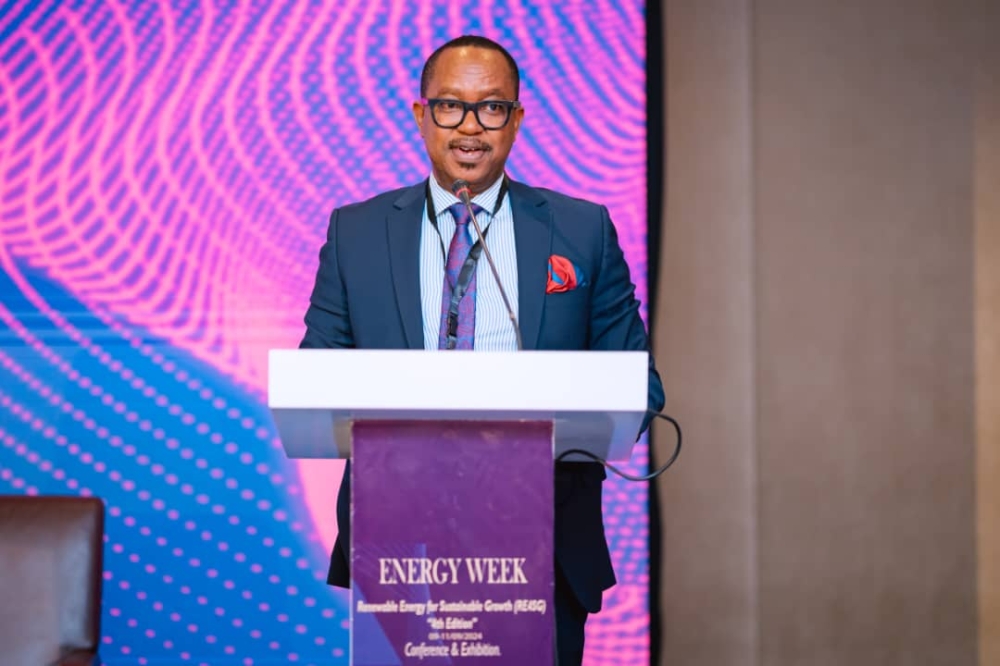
300, 179, 664, 613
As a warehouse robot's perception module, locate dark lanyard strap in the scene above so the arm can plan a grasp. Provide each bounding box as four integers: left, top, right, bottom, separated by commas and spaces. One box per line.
443, 244, 484, 347
426, 177, 509, 349
425, 176, 509, 265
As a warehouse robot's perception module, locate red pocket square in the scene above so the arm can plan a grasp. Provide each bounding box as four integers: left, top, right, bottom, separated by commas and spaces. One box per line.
546, 254, 586, 293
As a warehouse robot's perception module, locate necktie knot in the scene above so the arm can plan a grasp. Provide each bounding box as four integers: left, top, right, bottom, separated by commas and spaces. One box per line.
448, 202, 483, 227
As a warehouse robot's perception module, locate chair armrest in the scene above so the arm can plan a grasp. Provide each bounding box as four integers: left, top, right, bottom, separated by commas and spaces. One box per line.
56, 648, 98, 666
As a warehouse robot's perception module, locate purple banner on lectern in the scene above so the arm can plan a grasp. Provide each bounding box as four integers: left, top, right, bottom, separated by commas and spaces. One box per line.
351, 420, 554, 665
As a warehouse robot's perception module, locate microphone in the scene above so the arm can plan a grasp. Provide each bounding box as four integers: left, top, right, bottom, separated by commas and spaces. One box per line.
452, 179, 523, 351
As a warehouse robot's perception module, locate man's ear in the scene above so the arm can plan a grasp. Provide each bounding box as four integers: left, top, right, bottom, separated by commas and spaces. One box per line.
412, 101, 425, 137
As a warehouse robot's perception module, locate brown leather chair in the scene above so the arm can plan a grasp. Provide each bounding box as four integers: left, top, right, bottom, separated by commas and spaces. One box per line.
0, 495, 104, 666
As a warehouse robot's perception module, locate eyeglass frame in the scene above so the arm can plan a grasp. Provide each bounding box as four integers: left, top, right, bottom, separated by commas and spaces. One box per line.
419, 97, 523, 130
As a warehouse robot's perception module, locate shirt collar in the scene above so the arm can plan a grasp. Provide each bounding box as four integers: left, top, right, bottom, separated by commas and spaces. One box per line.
428, 173, 505, 219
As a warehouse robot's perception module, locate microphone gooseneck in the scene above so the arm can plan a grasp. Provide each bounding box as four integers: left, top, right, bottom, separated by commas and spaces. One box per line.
451, 179, 523, 351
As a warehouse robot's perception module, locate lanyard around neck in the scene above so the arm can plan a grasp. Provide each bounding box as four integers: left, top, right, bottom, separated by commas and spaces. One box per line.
425, 176, 509, 263
426, 177, 510, 349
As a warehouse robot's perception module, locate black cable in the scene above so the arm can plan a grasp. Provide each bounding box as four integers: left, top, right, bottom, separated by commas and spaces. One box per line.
554, 411, 682, 481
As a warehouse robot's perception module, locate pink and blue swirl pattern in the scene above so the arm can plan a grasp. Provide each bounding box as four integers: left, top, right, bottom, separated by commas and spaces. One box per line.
0, 1, 648, 663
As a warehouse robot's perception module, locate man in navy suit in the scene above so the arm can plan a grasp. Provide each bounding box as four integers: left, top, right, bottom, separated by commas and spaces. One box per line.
300, 35, 664, 665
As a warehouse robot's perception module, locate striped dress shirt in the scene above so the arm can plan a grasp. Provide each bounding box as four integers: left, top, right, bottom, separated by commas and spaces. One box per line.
419, 175, 520, 351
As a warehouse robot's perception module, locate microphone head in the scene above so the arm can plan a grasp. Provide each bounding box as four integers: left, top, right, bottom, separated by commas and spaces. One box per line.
451, 179, 473, 203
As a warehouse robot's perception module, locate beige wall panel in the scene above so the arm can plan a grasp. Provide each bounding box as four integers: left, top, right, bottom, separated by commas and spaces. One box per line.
976, 0, 1000, 661
655, 1, 757, 664
752, 1, 978, 664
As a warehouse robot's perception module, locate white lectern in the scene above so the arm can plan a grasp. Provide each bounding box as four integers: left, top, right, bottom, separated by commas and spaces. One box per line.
267, 349, 648, 666
268, 349, 648, 462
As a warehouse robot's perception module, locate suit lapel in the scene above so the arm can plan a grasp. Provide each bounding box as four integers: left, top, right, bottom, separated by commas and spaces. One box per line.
387, 183, 426, 349
510, 181, 552, 350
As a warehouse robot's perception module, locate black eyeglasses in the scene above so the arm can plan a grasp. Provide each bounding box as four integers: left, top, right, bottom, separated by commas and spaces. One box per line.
420, 98, 522, 130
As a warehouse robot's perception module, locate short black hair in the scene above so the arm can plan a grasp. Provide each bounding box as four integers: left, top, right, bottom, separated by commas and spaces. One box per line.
420, 35, 520, 99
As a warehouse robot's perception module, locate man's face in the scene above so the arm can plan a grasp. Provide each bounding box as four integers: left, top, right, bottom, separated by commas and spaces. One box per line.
413, 46, 523, 195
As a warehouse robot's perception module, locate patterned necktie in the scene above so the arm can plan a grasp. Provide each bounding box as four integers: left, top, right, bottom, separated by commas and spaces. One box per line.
438, 202, 484, 350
